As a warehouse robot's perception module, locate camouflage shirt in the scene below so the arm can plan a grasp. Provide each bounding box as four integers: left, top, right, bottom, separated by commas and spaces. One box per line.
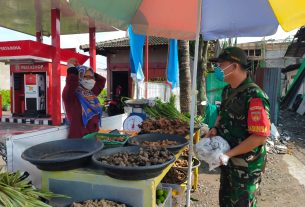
218, 77, 270, 171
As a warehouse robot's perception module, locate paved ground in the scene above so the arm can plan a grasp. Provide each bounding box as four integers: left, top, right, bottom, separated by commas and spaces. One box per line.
0, 117, 52, 170
0, 122, 52, 138
187, 154, 305, 207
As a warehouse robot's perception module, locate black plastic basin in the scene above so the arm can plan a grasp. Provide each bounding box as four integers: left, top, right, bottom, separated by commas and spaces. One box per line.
22, 139, 104, 171
173, 155, 201, 172
127, 133, 189, 153
92, 146, 176, 180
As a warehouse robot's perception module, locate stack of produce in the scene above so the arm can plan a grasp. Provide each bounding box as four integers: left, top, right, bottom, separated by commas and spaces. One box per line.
130, 139, 178, 147
161, 168, 187, 185
173, 158, 189, 168
97, 147, 174, 167
96, 134, 127, 142
0, 171, 64, 207
156, 188, 169, 205
181, 147, 189, 156
139, 118, 189, 136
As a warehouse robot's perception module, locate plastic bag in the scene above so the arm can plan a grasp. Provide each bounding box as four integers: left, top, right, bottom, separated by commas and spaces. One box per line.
195, 136, 230, 171
200, 124, 209, 137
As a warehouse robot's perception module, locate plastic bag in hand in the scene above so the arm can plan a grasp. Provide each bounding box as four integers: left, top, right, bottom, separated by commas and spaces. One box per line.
195, 136, 230, 171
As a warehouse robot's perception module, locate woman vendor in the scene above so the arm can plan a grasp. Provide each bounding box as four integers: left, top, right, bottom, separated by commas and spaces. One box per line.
62, 64, 106, 138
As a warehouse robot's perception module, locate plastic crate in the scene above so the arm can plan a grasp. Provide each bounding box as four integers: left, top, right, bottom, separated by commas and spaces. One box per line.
83, 132, 129, 148
98, 129, 138, 137
161, 183, 185, 197
161, 183, 185, 207
156, 186, 172, 207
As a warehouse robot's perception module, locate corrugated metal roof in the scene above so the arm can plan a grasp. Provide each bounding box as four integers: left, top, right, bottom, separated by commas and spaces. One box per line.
80, 36, 168, 52
285, 26, 305, 57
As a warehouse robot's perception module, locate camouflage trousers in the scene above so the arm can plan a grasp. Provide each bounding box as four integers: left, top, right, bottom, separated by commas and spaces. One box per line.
219, 164, 262, 207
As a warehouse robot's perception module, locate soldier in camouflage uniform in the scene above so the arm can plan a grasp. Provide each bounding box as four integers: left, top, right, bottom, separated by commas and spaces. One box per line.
207, 47, 271, 207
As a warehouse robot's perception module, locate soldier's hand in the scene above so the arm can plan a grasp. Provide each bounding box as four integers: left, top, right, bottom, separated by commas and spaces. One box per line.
219, 153, 230, 166
205, 127, 217, 138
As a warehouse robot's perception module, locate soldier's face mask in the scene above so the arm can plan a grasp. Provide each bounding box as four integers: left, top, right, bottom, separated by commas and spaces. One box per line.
214, 63, 234, 82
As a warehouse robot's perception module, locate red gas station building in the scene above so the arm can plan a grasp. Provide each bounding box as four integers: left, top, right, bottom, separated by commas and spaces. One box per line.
0, 40, 89, 119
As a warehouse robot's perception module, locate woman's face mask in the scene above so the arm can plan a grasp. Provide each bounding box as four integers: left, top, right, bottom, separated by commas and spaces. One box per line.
80, 79, 96, 90
79, 69, 95, 90
214, 63, 234, 82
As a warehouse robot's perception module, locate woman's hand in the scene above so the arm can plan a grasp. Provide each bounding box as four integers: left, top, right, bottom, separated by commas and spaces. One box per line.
67, 67, 79, 75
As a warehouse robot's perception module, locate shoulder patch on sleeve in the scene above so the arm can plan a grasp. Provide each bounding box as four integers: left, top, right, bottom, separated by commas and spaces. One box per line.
248, 98, 270, 136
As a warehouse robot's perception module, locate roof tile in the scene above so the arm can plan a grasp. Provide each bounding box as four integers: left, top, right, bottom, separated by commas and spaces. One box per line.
80, 36, 168, 52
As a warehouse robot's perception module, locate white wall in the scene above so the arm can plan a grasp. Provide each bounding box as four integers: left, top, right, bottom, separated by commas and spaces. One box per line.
0, 63, 10, 90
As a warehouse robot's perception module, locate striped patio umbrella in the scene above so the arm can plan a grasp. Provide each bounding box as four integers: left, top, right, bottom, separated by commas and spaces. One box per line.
69, 0, 305, 40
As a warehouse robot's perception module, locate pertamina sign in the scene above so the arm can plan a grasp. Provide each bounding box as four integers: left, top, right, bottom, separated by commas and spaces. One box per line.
12, 63, 48, 72
16, 64, 44, 70
0, 46, 21, 51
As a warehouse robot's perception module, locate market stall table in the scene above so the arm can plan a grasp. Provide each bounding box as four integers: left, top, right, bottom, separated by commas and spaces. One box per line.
42, 130, 200, 207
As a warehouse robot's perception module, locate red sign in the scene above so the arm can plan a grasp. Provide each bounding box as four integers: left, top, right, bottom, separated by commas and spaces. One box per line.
0, 40, 53, 58
25, 74, 37, 85
0, 40, 89, 65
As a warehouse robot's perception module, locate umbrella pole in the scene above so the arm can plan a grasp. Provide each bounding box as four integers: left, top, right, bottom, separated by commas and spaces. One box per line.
186, 0, 202, 206
145, 36, 149, 98
136, 79, 140, 99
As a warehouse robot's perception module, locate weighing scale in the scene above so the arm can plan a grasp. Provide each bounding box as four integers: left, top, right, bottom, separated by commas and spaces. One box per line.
123, 99, 148, 132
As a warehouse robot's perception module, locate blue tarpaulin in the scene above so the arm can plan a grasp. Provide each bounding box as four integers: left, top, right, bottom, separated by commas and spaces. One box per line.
167, 39, 179, 88
128, 25, 145, 81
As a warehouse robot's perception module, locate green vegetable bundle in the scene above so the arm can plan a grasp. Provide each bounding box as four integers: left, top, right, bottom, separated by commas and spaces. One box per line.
144, 95, 204, 125
0, 171, 66, 207
144, 95, 189, 123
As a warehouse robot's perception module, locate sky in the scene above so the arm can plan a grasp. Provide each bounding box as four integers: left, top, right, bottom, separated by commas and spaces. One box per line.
0, 26, 298, 69
237, 26, 298, 43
